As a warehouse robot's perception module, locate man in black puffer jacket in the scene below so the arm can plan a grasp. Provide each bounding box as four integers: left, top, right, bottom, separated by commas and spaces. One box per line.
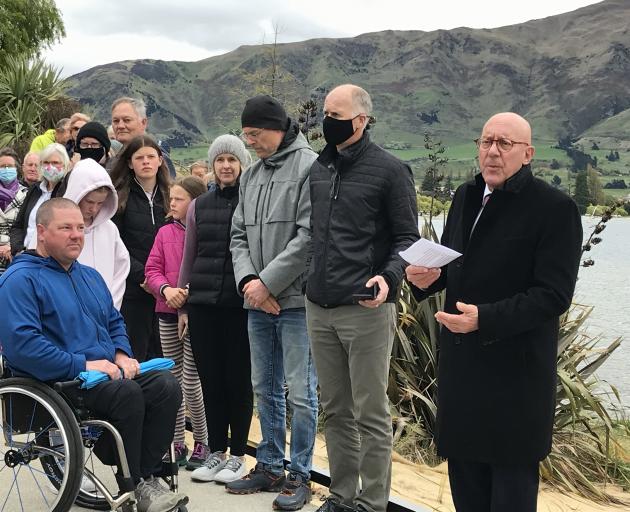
306, 84, 419, 512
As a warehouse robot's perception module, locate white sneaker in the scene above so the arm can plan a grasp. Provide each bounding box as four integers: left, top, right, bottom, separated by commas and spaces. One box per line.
191, 451, 228, 482
214, 456, 247, 483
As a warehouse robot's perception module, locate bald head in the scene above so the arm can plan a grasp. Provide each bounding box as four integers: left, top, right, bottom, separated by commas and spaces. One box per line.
482, 112, 532, 144
478, 112, 535, 189
328, 84, 373, 116
323, 84, 372, 149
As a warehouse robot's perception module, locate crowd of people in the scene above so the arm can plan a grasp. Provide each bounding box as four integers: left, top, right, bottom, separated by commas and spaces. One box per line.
0, 85, 582, 512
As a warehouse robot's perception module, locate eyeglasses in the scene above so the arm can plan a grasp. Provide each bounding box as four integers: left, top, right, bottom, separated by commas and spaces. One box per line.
79, 142, 103, 149
240, 129, 265, 142
475, 138, 529, 152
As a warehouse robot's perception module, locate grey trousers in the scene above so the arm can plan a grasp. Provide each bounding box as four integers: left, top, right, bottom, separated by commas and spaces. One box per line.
306, 299, 396, 512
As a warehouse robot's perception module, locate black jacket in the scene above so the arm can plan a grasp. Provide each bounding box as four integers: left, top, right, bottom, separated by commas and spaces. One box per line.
113, 179, 167, 301
306, 133, 419, 307
413, 166, 582, 464
10, 179, 66, 255
188, 184, 242, 308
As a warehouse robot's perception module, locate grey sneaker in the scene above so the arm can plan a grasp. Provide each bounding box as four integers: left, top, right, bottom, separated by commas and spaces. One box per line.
191, 451, 228, 482
135, 476, 188, 512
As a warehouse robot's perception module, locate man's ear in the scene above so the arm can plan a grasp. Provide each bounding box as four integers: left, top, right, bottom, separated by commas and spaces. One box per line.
36, 223, 45, 243
524, 145, 536, 165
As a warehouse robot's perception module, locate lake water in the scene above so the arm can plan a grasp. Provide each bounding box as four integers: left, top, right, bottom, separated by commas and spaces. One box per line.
425, 216, 630, 406
574, 217, 630, 408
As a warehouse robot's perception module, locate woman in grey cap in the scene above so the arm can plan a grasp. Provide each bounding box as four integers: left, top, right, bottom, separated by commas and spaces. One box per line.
177, 134, 255, 484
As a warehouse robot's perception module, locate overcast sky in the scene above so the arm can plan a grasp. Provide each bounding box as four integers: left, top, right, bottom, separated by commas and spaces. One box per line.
44, 0, 602, 77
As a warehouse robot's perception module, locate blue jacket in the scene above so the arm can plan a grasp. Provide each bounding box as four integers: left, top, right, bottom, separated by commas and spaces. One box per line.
0, 252, 132, 382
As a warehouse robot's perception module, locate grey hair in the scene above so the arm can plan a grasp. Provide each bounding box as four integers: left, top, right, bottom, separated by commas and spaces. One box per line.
40, 143, 71, 171
55, 118, 70, 131
69, 112, 91, 124
23, 151, 40, 163
36, 198, 80, 227
112, 97, 147, 120
351, 86, 372, 116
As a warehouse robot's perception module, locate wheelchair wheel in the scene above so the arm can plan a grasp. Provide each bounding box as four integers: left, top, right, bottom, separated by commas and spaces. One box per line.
44, 424, 115, 510
0, 377, 84, 512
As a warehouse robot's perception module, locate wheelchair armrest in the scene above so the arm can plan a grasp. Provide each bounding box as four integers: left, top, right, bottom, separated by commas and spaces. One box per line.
53, 379, 82, 393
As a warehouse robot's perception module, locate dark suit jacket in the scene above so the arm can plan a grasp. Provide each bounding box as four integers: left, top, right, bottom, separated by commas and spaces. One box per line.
414, 165, 582, 464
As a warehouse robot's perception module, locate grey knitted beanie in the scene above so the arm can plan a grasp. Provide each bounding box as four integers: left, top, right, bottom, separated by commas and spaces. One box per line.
207, 134, 252, 170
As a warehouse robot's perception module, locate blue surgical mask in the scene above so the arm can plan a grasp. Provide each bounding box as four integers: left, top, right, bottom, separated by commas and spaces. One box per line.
0, 167, 17, 184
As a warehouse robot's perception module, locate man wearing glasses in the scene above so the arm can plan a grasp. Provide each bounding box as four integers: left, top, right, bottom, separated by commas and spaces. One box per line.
406, 112, 582, 511
229, 95, 318, 511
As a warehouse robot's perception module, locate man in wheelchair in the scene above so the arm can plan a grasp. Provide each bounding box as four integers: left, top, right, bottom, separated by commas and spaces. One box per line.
0, 198, 189, 512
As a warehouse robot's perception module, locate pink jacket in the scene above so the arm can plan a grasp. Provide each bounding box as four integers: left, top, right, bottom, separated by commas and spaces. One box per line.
145, 221, 185, 314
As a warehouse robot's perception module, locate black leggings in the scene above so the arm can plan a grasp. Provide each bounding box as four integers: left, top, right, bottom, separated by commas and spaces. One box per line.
188, 304, 253, 456
120, 296, 162, 362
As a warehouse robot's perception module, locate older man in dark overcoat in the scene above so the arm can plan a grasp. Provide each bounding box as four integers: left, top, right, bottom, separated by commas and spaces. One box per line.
406, 112, 582, 512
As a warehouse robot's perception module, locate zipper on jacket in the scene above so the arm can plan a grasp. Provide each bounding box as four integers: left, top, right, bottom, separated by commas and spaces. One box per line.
134, 177, 157, 226
321, 164, 338, 306
258, 171, 274, 271
265, 182, 275, 218
67, 270, 100, 344
329, 170, 340, 200
254, 185, 262, 224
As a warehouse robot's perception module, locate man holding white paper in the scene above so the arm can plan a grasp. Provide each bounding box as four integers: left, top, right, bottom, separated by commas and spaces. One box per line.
406, 112, 582, 512
306, 84, 418, 512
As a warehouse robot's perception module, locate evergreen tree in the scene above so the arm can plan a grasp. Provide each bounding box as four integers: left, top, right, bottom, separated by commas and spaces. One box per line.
421, 169, 435, 193
444, 173, 454, 195
573, 170, 590, 214
587, 166, 605, 206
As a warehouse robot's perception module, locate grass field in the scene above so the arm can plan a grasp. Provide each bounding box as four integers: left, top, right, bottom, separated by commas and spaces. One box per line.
170, 140, 630, 200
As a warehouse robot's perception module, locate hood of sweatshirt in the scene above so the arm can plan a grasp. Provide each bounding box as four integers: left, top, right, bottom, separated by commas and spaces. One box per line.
63, 158, 117, 232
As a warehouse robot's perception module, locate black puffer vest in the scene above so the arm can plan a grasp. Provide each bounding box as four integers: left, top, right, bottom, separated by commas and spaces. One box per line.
188, 183, 242, 307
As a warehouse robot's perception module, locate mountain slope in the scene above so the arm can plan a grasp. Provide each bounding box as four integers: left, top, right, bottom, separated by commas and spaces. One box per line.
67, 0, 630, 147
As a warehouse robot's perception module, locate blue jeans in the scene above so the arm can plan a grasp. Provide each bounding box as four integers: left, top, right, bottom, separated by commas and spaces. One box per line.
248, 308, 318, 480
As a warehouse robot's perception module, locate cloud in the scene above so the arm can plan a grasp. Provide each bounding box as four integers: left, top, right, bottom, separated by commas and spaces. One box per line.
56, 0, 344, 52
46, 0, 600, 77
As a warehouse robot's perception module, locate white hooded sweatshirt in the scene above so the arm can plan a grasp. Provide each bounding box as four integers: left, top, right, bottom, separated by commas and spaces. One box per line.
64, 159, 130, 309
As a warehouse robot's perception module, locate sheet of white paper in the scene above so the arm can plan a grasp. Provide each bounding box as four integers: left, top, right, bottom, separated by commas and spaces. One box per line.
399, 238, 462, 268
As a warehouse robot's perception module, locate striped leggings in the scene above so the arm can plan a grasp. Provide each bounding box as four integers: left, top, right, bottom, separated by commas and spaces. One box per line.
158, 318, 208, 445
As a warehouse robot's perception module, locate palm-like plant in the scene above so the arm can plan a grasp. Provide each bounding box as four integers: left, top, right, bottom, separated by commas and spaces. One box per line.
389, 214, 630, 503
0, 55, 65, 156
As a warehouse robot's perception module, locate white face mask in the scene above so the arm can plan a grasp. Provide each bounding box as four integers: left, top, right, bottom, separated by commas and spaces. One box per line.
42, 164, 65, 184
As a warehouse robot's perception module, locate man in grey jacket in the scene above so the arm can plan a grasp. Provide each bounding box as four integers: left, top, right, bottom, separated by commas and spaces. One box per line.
229, 95, 318, 511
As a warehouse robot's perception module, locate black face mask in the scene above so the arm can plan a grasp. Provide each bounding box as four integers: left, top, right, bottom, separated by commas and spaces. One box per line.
77, 147, 106, 164
322, 115, 357, 146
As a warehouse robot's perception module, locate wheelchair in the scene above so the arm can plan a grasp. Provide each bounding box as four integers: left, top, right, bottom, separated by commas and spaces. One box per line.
0, 356, 187, 512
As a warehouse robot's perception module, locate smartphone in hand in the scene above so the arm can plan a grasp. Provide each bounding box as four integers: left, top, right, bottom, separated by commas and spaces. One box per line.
351, 283, 380, 303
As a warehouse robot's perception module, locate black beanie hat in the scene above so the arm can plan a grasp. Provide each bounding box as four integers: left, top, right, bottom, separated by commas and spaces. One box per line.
76, 122, 111, 153
241, 95, 289, 130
